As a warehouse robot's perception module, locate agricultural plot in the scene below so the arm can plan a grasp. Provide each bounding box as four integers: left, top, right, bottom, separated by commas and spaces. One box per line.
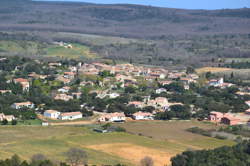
0, 121, 234, 166
0, 40, 42, 56
45, 43, 99, 59
0, 40, 99, 59
196, 67, 233, 74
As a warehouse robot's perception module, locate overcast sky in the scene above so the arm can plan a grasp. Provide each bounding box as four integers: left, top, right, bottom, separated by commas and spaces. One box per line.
40, 0, 250, 9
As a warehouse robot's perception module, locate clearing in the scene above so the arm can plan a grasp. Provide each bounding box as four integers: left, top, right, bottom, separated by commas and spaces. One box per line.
196, 67, 233, 74
0, 121, 234, 166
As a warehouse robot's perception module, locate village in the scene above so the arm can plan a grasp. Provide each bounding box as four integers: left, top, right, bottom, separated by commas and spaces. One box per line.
0, 56, 250, 127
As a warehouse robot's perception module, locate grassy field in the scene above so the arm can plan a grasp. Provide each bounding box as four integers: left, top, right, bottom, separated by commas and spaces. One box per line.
0, 121, 234, 166
0, 40, 41, 56
45, 43, 98, 59
0, 40, 98, 59
196, 67, 233, 74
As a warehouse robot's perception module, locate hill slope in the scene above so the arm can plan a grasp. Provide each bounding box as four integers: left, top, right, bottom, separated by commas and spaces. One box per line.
0, 0, 250, 38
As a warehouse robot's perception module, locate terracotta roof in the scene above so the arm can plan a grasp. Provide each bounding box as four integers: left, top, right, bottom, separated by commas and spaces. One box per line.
104, 112, 125, 118
45, 110, 60, 114
14, 78, 28, 83
60, 112, 82, 117
210, 111, 224, 118
14, 101, 33, 106
129, 101, 143, 105
133, 111, 153, 116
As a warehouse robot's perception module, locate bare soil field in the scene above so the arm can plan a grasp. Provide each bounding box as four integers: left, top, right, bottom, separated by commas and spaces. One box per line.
88, 143, 172, 166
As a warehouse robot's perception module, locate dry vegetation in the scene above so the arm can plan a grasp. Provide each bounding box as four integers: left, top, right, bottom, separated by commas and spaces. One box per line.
196, 67, 234, 74
0, 121, 234, 166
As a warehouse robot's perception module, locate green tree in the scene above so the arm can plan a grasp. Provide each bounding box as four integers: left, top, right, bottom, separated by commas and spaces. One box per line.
11, 120, 17, 125
2, 119, 8, 125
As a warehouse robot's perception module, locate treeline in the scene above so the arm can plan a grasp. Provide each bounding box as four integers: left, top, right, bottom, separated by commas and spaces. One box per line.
224, 61, 250, 69
171, 141, 250, 166
0, 148, 126, 166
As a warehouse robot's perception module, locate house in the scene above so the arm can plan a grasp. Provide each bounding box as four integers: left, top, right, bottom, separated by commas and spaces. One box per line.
0, 113, 15, 121
44, 110, 61, 119
155, 88, 167, 94
155, 97, 168, 107
80, 81, 94, 86
4, 115, 15, 121
0, 90, 12, 94
149, 72, 166, 79
58, 86, 71, 93
11, 101, 34, 109
54, 94, 73, 101
99, 112, 126, 122
128, 101, 144, 108
64, 72, 76, 79
48, 62, 62, 67
72, 92, 82, 99
56, 76, 71, 84
0, 113, 5, 121
221, 116, 240, 125
246, 109, 250, 115
180, 77, 194, 85
245, 101, 250, 107
58, 112, 82, 120
208, 78, 224, 87
13, 78, 30, 91
209, 111, 224, 122
132, 111, 154, 120
158, 80, 172, 86
108, 93, 120, 99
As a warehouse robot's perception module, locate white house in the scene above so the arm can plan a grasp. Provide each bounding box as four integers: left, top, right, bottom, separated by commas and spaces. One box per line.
11, 101, 34, 109
132, 111, 154, 120
108, 93, 120, 99
155, 88, 167, 94
0, 113, 15, 121
246, 101, 250, 107
58, 112, 82, 120
58, 86, 70, 93
99, 112, 126, 122
44, 110, 61, 119
209, 78, 224, 87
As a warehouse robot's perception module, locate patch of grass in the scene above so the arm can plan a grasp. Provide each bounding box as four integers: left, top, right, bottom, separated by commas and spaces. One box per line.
196, 67, 233, 74
17, 119, 42, 126
45, 43, 98, 59
0, 40, 42, 56
115, 120, 235, 149
0, 121, 235, 166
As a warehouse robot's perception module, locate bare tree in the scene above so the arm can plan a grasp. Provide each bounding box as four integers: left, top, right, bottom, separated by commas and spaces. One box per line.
64, 148, 88, 166
140, 156, 154, 166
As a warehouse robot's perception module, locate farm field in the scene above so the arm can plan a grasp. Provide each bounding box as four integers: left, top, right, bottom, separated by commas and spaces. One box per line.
115, 120, 235, 152
196, 67, 233, 74
0, 40, 99, 59
0, 121, 234, 166
0, 40, 42, 56
45, 43, 98, 59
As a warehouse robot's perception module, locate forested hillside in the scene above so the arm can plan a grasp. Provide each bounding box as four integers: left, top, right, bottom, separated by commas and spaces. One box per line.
0, 0, 250, 38
171, 141, 250, 166
0, 0, 250, 67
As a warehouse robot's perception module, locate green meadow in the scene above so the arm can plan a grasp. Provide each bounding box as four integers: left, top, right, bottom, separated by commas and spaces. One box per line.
0, 121, 235, 166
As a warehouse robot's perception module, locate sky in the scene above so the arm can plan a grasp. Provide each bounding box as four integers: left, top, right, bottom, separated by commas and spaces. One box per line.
41, 0, 250, 10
